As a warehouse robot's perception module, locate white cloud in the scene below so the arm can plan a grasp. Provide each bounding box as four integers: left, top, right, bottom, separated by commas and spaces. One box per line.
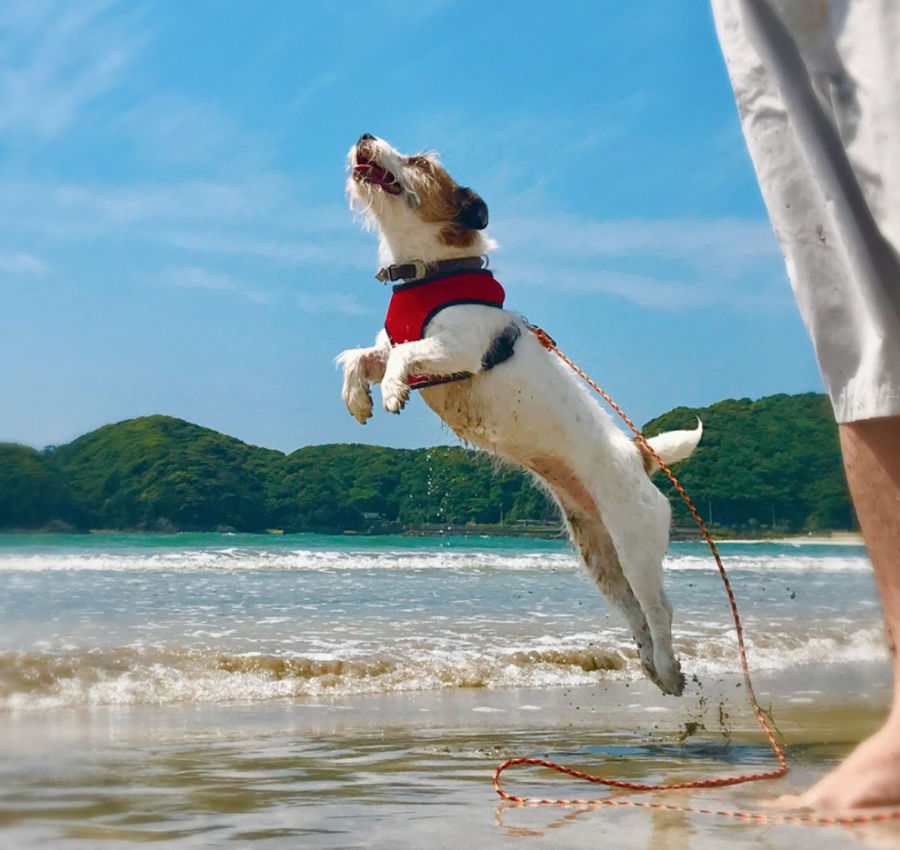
297, 293, 366, 316
0, 0, 144, 141
167, 266, 235, 291
497, 215, 779, 272
284, 72, 339, 114
491, 214, 789, 309
52, 180, 268, 227
0, 2, 370, 294
164, 228, 370, 271
164, 266, 269, 303
500, 263, 702, 309
0, 176, 368, 272
412, 96, 650, 208
0, 251, 47, 275
0, 0, 783, 318
113, 94, 277, 174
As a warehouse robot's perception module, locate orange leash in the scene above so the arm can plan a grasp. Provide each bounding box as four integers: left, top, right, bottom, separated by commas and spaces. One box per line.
491, 326, 900, 826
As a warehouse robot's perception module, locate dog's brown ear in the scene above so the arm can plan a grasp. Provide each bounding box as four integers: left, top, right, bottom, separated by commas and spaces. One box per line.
455, 187, 489, 230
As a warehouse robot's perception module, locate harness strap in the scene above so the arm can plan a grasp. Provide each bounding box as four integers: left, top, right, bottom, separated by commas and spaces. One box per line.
407, 323, 521, 390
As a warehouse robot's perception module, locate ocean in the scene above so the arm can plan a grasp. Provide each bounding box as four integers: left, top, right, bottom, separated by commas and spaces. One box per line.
0, 533, 893, 848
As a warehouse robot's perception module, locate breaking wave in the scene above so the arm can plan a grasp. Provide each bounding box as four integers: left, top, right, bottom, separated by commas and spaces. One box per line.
0, 547, 871, 574
0, 645, 629, 710
0, 624, 885, 711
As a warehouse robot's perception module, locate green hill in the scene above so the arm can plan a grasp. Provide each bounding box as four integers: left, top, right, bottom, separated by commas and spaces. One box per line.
0, 393, 854, 535
643, 392, 852, 532
1, 416, 555, 533
0, 443, 78, 530
50, 416, 281, 532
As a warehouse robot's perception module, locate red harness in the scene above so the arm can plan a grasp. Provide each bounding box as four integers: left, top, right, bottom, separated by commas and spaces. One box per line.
384, 270, 505, 344
383, 270, 507, 389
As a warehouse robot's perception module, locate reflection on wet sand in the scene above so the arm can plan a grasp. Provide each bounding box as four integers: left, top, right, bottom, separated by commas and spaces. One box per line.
0, 670, 894, 849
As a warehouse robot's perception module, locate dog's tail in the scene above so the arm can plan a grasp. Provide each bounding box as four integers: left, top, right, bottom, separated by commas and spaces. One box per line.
636, 419, 703, 475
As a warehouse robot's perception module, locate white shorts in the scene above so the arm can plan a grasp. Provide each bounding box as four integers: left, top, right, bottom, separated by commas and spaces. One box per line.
712, 0, 900, 423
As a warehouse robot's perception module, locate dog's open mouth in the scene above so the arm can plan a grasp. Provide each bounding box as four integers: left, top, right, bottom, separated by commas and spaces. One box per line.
353, 152, 402, 195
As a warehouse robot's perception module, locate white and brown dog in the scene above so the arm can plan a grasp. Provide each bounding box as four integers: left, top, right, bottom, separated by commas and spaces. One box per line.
337, 134, 702, 695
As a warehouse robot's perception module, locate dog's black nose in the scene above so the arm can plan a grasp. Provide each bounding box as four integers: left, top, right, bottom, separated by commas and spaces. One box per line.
358, 133, 375, 143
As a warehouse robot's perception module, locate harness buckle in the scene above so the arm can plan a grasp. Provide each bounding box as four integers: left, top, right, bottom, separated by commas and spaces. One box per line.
376, 259, 429, 283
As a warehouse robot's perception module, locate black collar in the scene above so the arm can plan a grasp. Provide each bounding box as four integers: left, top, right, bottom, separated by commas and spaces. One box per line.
375, 256, 486, 283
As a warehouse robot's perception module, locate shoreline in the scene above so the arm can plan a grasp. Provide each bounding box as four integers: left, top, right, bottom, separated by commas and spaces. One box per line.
0, 527, 865, 545
3, 661, 889, 743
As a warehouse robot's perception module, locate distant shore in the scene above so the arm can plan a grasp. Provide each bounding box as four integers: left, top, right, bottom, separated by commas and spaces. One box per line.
388, 524, 865, 544
0, 525, 865, 545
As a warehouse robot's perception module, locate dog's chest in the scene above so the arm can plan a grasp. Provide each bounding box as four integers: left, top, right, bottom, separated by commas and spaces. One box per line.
420, 382, 501, 445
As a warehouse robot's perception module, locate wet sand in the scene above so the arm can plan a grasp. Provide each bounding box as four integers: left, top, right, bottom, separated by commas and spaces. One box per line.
1, 660, 897, 849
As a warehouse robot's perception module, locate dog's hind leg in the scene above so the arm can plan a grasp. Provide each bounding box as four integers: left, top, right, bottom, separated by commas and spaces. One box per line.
563, 506, 665, 686
526, 461, 662, 688
603, 488, 684, 696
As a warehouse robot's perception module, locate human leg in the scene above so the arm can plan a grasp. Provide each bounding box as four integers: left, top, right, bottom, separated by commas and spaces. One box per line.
783, 416, 900, 812
712, 0, 900, 811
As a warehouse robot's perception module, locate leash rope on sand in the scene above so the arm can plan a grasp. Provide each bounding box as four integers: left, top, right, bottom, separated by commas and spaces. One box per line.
491, 326, 900, 826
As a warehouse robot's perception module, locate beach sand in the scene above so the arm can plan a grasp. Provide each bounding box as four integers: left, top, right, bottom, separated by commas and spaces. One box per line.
1, 661, 897, 849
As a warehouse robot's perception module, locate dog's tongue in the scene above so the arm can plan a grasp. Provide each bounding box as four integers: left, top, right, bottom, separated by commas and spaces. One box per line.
354, 163, 402, 195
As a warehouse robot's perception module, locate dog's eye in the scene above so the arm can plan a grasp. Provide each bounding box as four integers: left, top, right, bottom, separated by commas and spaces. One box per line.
407, 155, 431, 169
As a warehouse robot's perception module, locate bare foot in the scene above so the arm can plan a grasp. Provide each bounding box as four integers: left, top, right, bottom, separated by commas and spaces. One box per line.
775, 717, 900, 813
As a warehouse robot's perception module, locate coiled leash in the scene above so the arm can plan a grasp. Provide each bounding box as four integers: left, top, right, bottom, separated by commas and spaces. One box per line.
491, 325, 900, 827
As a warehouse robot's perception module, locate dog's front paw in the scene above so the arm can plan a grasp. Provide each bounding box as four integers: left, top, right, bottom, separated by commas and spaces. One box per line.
344, 383, 373, 424
382, 376, 409, 414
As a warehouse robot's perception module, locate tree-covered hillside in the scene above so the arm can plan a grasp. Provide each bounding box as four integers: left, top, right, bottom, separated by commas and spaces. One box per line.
1, 416, 556, 533
0, 443, 78, 530
50, 416, 281, 532
0, 393, 854, 534
643, 392, 852, 532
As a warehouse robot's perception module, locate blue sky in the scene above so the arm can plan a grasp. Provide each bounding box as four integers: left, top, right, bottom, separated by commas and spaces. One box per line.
0, 0, 823, 453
